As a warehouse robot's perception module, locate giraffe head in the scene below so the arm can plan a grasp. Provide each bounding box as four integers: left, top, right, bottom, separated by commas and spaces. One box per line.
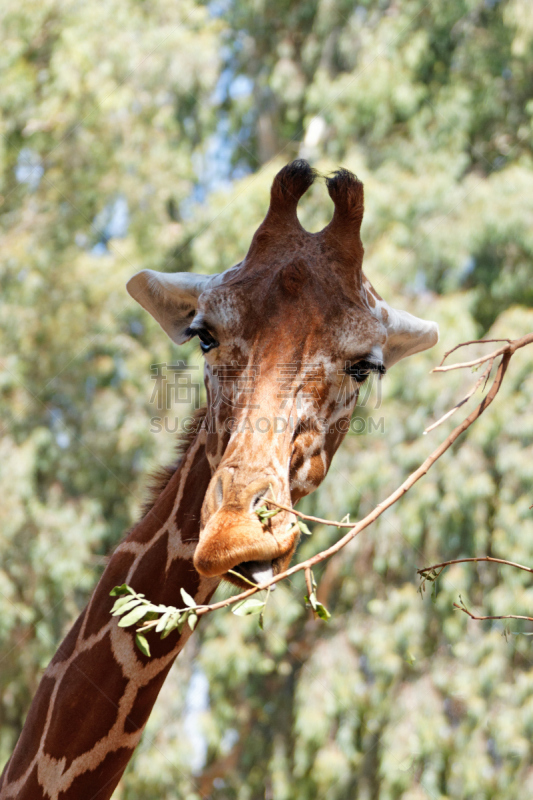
127, 161, 438, 589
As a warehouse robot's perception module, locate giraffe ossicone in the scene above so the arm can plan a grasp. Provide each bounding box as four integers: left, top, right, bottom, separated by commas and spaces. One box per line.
1, 160, 438, 800
128, 160, 438, 587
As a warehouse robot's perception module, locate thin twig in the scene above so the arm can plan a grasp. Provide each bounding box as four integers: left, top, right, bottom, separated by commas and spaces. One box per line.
432, 332, 533, 373
437, 338, 511, 367
264, 499, 355, 528
424, 358, 494, 434
419, 559, 533, 628
418, 556, 533, 577
454, 603, 533, 623
305, 567, 313, 601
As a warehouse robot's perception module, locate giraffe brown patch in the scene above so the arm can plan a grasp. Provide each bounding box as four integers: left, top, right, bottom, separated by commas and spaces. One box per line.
365, 288, 376, 307
128, 494, 175, 545
131, 534, 200, 609
52, 608, 86, 664
167, 557, 201, 602
130, 549, 201, 659
82, 551, 136, 640
308, 453, 326, 484
381, 306, 389, 323
175, 451, 210, 540
57, 747, 133, 800
5, 676, 56, 782
123, 663, 173, 734
206, 429, 218, 457
14, 765, 46, 800
289, 444, 306, 477
44, 632, 128, 770
325, 427, 344, 462
128, 531, 169, 598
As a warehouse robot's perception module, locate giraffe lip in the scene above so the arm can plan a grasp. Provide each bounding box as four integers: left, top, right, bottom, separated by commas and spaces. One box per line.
232, 560, 276, 590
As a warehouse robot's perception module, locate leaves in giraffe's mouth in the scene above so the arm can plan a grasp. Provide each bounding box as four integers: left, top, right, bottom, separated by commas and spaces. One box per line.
255, 504, 280, 523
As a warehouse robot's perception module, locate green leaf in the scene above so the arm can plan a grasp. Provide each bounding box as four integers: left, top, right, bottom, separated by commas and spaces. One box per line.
118, 605, 151, 628
111, 598, 142, 616
255, 505, 280, 522
143, 604, 163, 614
305, 590, 330, 621
259, 585, 270, 630
160, 613, 183, 639
315, 602, 331, 621
135, 633, 151, 657
232, 598, 265, 616
180, 588, 196, 608
111, 594, 136, 613
297, 519, 312, 536
110, 584, 133, 597
156, 610, 172, 634
188, 611, 198, 631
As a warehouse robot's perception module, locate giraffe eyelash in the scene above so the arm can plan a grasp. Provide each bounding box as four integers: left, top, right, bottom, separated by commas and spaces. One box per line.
345, 359, 386, 383
184, 326, 219, 354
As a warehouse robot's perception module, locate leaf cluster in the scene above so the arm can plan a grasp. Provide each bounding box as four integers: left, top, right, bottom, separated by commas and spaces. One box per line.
110, 584, 203, 657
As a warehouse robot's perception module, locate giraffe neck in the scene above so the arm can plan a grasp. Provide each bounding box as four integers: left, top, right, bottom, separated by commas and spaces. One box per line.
0, 424, 217, 800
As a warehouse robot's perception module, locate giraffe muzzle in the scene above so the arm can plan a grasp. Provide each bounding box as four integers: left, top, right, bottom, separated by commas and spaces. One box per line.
194, 469, 297, 581
193, 506, 295, 579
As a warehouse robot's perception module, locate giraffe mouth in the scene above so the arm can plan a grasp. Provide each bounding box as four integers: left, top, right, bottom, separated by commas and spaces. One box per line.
229, 560, 276, 591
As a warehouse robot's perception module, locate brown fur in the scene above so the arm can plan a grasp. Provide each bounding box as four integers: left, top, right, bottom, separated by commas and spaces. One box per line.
280, 258, 308, 296
323, 168, 365, 270
269, 159, 317, 210
326, 168, 364, 228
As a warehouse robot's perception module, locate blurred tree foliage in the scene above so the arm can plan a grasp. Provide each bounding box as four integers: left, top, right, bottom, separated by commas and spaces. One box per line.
1, 1, 533, 798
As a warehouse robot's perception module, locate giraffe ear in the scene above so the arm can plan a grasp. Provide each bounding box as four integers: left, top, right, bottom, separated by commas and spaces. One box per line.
127, 269, 212, 344
381, 304, 439, 367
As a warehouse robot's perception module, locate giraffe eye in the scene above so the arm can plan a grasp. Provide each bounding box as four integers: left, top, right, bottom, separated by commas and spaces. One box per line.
185, 326, 219, 353
346, 359, 386, 383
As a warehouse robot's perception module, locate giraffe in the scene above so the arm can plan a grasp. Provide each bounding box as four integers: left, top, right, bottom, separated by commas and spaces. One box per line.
0, 161, 438, 800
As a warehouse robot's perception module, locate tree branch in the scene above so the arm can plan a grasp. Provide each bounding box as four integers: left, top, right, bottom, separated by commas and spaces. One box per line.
437, 338, 511, 367
111, 332, 533, 646
424, 358, 494, 434
417, 557, 533, 627
432, 332, 533, 372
